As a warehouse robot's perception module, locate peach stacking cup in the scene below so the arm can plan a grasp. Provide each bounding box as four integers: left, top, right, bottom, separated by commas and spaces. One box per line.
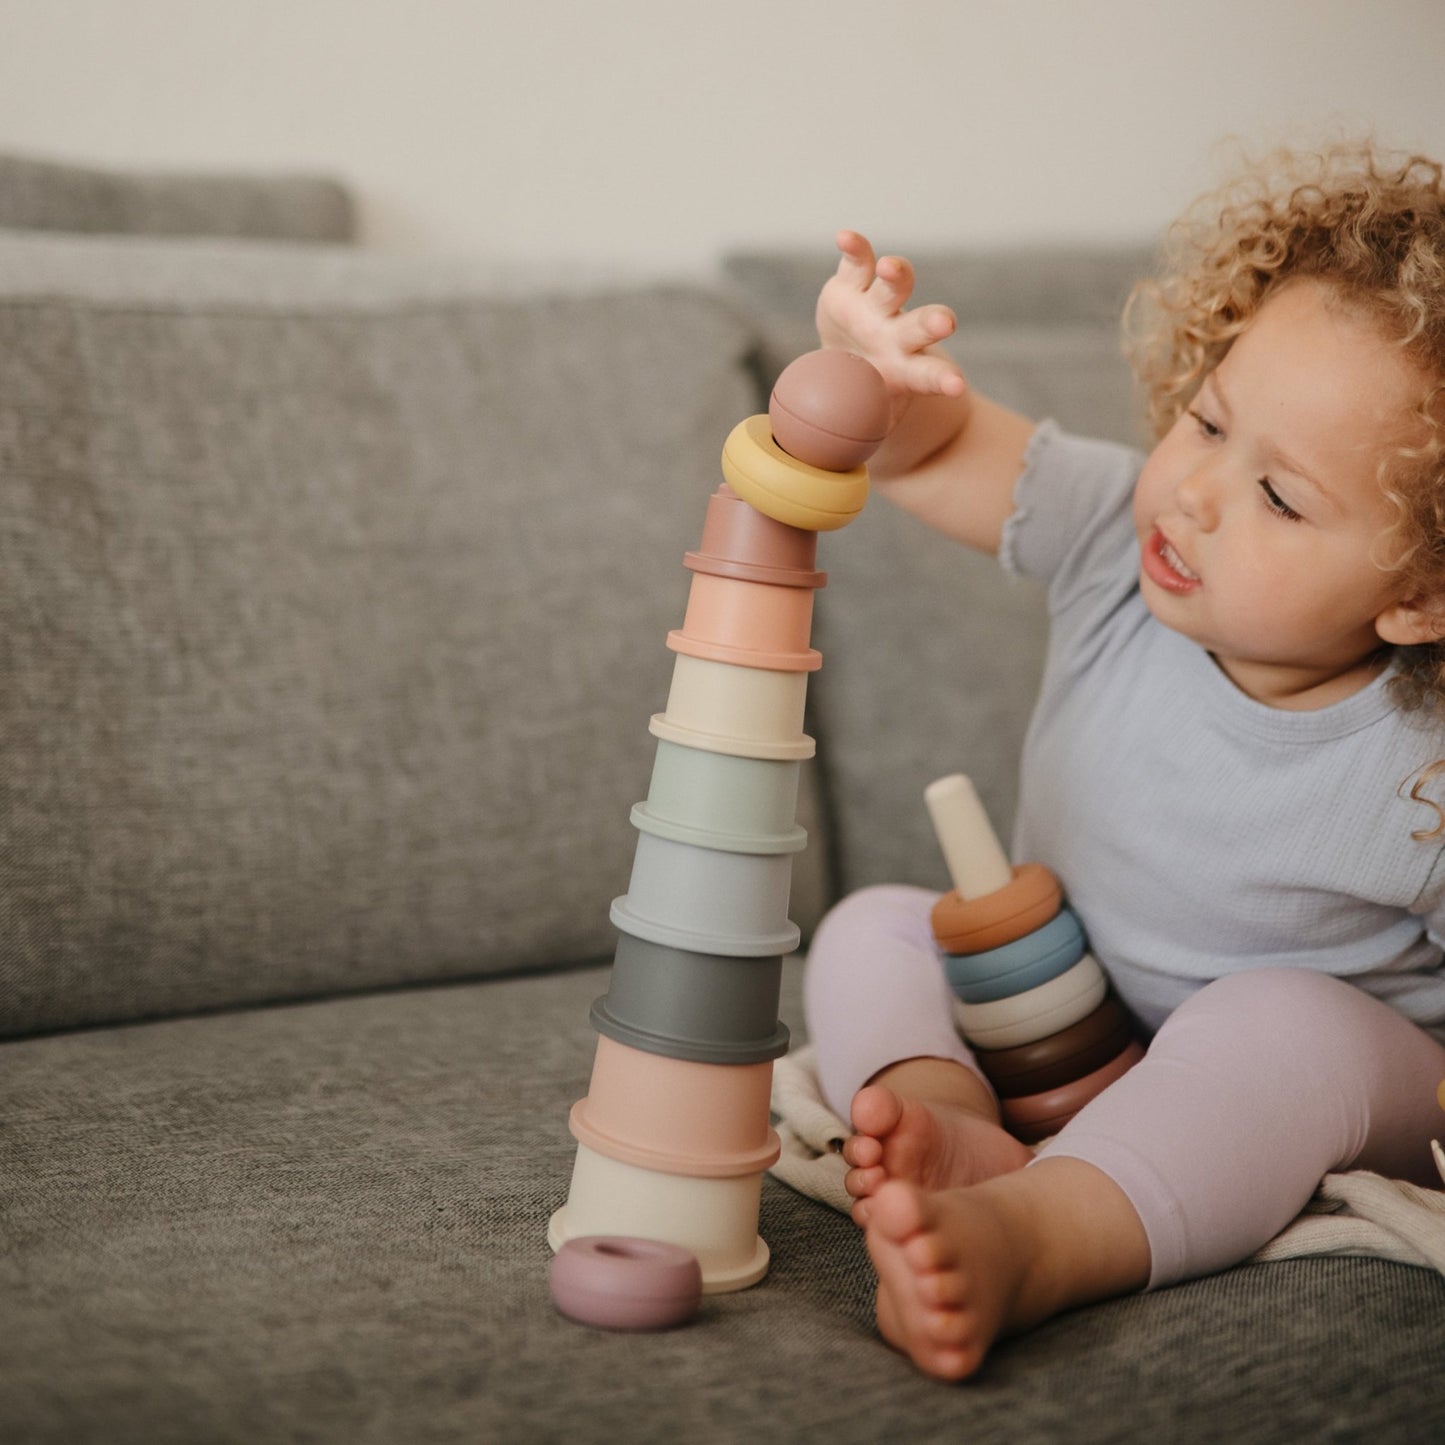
684, 483, 826, 589
650, 653, 812, 760
549, 1144, 770, 1293
568, 1035, 780, 1177
668, 571, 821, 671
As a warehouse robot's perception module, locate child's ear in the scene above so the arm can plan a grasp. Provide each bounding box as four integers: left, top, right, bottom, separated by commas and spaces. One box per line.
1377, 593, 1445, 647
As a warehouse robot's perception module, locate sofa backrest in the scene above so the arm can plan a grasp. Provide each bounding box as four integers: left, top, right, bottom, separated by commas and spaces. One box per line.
0, 151, 356, 243
0, 198, 821, 1037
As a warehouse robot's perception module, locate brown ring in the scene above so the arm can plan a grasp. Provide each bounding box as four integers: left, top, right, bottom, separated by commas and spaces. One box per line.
1000, 1039, 1145, 1132
931, 862, 1062, 954
976, 995, 1132, 1094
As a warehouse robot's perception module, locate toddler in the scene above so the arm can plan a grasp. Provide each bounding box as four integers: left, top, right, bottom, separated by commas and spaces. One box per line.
803, 142, 1445, 1381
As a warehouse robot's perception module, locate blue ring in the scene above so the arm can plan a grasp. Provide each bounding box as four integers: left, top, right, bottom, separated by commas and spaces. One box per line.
945, 908, 1086, 1003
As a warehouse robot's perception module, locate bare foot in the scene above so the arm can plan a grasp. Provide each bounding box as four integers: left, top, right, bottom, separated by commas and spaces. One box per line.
865, 1163, 1152, 1381
843, 1081, 1032, 1226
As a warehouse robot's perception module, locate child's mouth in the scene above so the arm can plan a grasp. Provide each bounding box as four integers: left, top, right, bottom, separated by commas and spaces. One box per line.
1142, 529, 1201, 593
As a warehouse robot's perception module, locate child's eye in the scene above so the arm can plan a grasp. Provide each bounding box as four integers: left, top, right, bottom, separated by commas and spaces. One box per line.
1188, 408, 1222, 439
1259, 477, 1303, 522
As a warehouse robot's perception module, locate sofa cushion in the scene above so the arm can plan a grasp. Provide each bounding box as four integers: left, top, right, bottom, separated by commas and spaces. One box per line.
0, 230, 835, 1037
3, 962, 1442, 1442
724, 247, 1152, 890
0, 151, 356, 242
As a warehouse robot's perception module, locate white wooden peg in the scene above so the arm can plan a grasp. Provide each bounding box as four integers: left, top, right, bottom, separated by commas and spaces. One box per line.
924, 774, 1013, 900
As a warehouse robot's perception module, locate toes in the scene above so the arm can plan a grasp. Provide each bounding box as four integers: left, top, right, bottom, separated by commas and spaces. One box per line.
850, 1084, 905, 1140
845, 1164, 887, 1201
842, 1133, 883, 1169
867, 1179, 932, 1245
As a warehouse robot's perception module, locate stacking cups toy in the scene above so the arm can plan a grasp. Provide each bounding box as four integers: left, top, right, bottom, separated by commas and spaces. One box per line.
721, 415, 869, 532
632, 740, 804, 854
552, 350, 886, 1308
651, 654, 813, 760
591, 932, 789, 1064
668, 571, 821, 671
569, 1034, 780, 1176
611, 832, 799, 955
684, 484, 826, 589
550, 1145, 770, 1292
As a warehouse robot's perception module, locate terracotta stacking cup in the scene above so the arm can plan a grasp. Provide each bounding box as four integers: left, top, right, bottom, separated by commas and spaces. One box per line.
591, 931, 788, 1063
650, 653, 813, 760
568, 1034, 780, 1177
1000, 1040, 1146, 1144
944, 908, 1088, 1004
548, 1145, 770, 1293
977, 994, 1137, 1099
953, 953, 1108, 1050
668, 571, 821, 671
631, 740, 804, 855
684, 483, 826, 589
611, 831, 799, 955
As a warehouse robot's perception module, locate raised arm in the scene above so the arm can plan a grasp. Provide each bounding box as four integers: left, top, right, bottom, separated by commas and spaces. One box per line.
817, 231, 1036, 555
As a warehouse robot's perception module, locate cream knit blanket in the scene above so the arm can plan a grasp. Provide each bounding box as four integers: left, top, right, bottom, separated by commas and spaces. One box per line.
769, 1044, 1445, 1275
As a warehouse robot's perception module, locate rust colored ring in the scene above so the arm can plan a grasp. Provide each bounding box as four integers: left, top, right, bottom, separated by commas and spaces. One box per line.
931, 862, 1062, 954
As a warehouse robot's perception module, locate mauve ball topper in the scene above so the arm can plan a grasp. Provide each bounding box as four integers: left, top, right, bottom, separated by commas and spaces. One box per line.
768, 349, 890, 472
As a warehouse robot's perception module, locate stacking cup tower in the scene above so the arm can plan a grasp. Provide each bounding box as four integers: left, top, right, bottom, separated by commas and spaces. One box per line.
549, 350, 889, 1293
926, 774, 1144, 1143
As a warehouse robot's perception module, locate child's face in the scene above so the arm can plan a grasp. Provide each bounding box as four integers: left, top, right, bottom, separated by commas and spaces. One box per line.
1132, 279, 1428, 708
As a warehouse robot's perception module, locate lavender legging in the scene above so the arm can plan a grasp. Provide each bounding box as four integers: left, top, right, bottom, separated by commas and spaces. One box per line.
803, 885, 1445, 1288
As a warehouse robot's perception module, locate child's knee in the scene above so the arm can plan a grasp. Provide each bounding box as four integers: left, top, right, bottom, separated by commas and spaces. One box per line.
1156, 967, 1406, 1076
811, 883, 940, 953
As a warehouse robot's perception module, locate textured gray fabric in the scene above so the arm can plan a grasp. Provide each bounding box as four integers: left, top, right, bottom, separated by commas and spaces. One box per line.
3, 962, 1442, 1444
0, 231, 836, 1037
724, 249, 1148, 888
0, 151, 356, 242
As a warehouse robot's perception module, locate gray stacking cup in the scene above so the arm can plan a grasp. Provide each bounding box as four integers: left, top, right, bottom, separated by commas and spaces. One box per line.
591, 931, 790, 1064
611, 832, 799, 955
631, 739, 805, 854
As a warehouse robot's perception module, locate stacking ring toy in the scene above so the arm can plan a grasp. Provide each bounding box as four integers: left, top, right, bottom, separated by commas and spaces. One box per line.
931, 862, 1062, 955
944, 907, 1087, 1003
954, 954, 1107, 1050
550, 1236, 703, 1331
721, 416, 870, 532
1000, 1041, 1145, 1143
977, 995, 1135, 1098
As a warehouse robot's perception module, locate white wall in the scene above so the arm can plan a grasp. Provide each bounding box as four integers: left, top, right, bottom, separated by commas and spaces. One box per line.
1, 0, 1442, 277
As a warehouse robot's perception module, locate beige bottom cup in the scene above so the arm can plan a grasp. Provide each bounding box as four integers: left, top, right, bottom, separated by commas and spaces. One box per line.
548, 1142, 770, 1293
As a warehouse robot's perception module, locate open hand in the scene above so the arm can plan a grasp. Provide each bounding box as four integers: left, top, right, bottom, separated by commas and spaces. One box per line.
816, 230, 968, 424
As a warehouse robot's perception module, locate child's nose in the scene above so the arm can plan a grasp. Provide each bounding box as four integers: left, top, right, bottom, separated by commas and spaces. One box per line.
1176, 468, 1221, 529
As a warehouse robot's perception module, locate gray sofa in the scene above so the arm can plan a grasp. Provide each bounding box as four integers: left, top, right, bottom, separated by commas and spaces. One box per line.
3, 154, 1443, 1444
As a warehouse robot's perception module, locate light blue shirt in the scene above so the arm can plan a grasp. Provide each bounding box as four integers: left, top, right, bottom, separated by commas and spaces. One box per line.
1000, 422, 1445, 1042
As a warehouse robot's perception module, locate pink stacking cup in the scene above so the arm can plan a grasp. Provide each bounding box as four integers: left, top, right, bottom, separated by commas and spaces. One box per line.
569, 1035, 780, 1177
